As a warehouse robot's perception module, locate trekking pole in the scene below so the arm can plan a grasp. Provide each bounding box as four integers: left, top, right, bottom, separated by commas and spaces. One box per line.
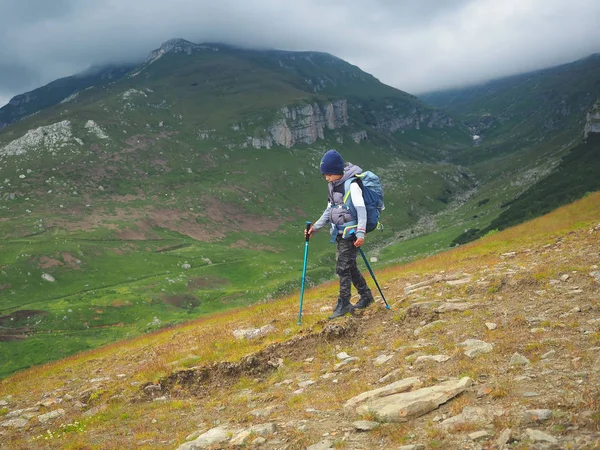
298, 221, 312, 325
358, 247, 391, 309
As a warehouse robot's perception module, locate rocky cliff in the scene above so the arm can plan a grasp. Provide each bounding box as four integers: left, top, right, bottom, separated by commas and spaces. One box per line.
251, 99, 349, 149
373, 107, 454, 133
584, 100, 600, 138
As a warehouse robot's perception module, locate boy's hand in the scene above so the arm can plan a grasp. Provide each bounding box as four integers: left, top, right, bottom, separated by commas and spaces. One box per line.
354, 237, 364, 247
304, 226, 316, 238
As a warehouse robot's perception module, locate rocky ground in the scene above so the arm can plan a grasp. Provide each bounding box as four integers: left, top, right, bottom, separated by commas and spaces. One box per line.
1, 223, 599, 449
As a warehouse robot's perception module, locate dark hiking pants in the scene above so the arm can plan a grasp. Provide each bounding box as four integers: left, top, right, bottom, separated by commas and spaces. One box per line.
336, 236, 371, 301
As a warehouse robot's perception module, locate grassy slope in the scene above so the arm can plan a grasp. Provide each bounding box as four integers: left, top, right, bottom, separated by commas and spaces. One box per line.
0, 47, 473, 377
0, 190, 598, 449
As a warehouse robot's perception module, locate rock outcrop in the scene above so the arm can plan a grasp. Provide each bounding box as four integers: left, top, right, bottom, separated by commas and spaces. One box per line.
251, 99, 349, 149
145, 39, 218, 65
374, 108, 454, 133
0, 120, 74, 160
584, 100, 600, 138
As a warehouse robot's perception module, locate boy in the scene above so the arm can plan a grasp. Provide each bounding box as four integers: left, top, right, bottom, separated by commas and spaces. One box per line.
306, 149, 375, 319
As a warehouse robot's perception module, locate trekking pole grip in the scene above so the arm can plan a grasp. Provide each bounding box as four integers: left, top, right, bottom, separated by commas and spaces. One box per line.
305, 221, 312, 242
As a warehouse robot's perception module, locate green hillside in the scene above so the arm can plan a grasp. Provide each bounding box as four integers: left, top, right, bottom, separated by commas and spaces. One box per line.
0, 40, 472, 377
0, 65, 133, 130
451, 133, 600, 245
1, 40, 599, 378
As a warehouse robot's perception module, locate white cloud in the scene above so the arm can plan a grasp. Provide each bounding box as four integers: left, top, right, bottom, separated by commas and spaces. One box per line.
1, 0, 599, 107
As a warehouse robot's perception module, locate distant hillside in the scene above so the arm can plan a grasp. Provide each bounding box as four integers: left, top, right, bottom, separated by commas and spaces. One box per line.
421, 53, 600, 164
0, 65, 134, 130
451, 132, 600, 246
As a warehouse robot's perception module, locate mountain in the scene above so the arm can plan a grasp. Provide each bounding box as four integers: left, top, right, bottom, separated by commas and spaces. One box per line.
1, 39, 599, 378
0, 39, 471, 377
0, 64, 134, 130
1, 191, 599, 449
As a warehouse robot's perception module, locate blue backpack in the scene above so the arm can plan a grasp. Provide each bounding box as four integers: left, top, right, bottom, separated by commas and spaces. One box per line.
343, 171, 385, 233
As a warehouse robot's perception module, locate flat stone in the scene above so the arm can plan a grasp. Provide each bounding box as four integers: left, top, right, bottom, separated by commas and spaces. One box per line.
1, 418, 29, 428
469, 430, 489, 441
523, 409, 552, 422
344, 377, 422, 409
436, 302, 478, 312
355, 377, 472, 422
353, 420, 380, 431
441, 406, 486, 429
525, 428, 558, 443
485, 322, 497, 330
333, 357, 360, 370
414, 355, 451, 364
37, 409, 65, 423
177, 426, 236, 449
373, 354, 393, 365
496, 428, 512, 447
460, 339, 493, 358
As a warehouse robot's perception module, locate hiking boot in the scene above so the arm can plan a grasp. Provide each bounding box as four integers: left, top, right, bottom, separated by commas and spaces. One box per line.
328, 298, 354, 319
354, 294, 374, 309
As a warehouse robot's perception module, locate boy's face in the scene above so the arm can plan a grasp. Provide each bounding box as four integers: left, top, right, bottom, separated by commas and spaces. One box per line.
323, 174, 343, 182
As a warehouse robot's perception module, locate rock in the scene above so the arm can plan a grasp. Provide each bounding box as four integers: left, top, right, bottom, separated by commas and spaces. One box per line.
398, 446, 425, 450
1, 418, 28, 428
373, 354, 393, 365
355, 377, 472, 422
460, 339, 493, 358
440, 406, 486, 429
379, 369, 402, 384
436, 302, 478, 312
523, 409, 552, 422
176, 426, 234, 449
590, 271, 600, 283
541, 350, 556, 359
414, 320, 447, 336
41, 273, 56, 282
413, 355, 451, 364
525, 428, 558, 443
306, 439, 333, 450
510, 353, 531, 366
353, 420, 380, 431
333, 357, 360, 370
37, 409, 65, 423
250, 405, 280, 418
230, 423, 276, 446
336, 352, 351, 360
344, 377, 422, 409
469, 430, 489, 441
351, 130, 368, 144
252, 100, 348, 149
233, 324, 276, 340
496, 428, 513, 447
485, 322, 497, 330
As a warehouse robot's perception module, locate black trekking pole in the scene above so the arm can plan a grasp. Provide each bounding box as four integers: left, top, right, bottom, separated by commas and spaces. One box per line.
358, 247, 390, 309
298, 221, 312, 325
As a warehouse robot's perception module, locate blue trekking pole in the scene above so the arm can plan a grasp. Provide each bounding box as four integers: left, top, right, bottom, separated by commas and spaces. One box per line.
358, 247, 390, 309
298, 221, 312, 325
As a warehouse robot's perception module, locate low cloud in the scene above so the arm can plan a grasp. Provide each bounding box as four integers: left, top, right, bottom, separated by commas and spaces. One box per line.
1, 0, 599, 106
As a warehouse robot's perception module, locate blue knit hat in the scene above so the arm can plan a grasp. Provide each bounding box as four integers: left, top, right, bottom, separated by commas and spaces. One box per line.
320, 149, 344, 175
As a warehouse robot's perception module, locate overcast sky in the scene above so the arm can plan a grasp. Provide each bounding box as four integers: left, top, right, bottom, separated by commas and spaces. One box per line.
1, 0, 599, 107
